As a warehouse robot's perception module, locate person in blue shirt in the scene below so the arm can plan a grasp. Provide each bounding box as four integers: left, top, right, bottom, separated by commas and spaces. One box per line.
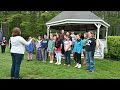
73, 34, 83, 69
41, 34, 48, 62
25, 37, 35, 61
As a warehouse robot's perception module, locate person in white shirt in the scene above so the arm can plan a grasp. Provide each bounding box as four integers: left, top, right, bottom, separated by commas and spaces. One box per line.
64, 35, 72, 66
10, 27, 33, 79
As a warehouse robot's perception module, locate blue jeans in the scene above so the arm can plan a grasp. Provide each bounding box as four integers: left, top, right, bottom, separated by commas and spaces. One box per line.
86, 51, 95, 71
11, 53, 24, 79
64, 50, 71, 65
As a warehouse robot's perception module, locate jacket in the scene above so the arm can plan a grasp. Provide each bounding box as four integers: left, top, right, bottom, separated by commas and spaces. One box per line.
73, 39, 83, 54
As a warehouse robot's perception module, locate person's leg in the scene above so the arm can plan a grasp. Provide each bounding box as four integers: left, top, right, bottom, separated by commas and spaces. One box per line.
86, 51, 90, 70
29, 53, 32, 60
74, 52, 79, 67
51, 52, 54, 62
36, 49, 39, 60
41, 48, 44, 61
67, 50, 71, 66
77, 53, 81, 68
11, 53, 16, 78
64, 51, 67, 65
14, 54, 24, 79
27, 53, 30, 60
2, 45, 5, 53
1, 45, 3, 53
89, 51, 95, 72
44, 49, 47, 61
55, 52, 59, 64
58, 52, 62, 64
49, 52, 53, 63
3, 45, 5, 53
83, 50, 86, 65
39, 48, 42, 60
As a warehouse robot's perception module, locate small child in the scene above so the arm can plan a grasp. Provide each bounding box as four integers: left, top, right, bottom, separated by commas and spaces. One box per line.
41, 34, 48, 62
55, 34, 62, 65
35, 35, 43, 60
25, 37, 35, 61
64, 35, 72, 66
47, 33, 55, 63
1, 37, 7, 53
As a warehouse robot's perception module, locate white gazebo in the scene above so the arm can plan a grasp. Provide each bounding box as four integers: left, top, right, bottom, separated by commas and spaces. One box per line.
46, 11, 110, 59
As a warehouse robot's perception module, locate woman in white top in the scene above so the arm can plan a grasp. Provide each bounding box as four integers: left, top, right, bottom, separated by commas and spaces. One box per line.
10, 27, 32, 79
64, 35, 72, 66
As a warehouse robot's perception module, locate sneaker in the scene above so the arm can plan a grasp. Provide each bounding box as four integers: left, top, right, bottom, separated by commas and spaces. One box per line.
58, 63, 61, 65
11, 77, 15, 79
49, 61, 53, 63
55, 62, 58, 64
75, 63, 78, 68
68, 64, 70, 66
78, 64, 81, 69
89, 70, 94, 73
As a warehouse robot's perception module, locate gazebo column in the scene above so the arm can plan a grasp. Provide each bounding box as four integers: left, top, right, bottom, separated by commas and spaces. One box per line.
47, 25, 50, 38
95, 23, 101, 50
95, 23, 101, 40
105, 27, 108, 53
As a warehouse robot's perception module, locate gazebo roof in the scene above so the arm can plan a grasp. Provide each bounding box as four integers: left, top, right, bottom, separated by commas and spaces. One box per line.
46, 11, 110, 31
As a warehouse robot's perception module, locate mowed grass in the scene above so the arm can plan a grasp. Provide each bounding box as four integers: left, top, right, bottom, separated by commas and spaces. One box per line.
0, 46, 120, 79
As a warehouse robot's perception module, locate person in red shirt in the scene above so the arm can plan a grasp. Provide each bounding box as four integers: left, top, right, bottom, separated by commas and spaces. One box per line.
55, 34, 62, 65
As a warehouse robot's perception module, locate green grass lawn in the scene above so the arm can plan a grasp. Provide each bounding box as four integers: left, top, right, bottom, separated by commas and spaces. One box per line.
0, 46, 120, 79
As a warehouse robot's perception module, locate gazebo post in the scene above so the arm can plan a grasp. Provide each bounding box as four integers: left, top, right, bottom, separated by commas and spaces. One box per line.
47, 25, 50, 38
105, 27, 108, 53
95, 23, 101, 50
95, 23, 101, 40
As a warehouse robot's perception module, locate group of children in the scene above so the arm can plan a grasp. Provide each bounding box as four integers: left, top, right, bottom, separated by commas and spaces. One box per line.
25, 31, 96, 73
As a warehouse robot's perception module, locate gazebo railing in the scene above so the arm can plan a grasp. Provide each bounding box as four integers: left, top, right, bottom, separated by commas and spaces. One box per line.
96, 39, 104, 59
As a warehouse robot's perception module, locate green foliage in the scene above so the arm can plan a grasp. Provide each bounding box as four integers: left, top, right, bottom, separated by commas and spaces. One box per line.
107, 36, 120, 59
0, 11, 61, 39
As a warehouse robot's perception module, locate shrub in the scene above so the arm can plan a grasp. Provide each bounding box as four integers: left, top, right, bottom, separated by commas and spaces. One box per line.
107, 36, 120, 60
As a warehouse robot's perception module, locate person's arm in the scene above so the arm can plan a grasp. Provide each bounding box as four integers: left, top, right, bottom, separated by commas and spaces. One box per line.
79, 40, 83, 53
19, 37, 32, 46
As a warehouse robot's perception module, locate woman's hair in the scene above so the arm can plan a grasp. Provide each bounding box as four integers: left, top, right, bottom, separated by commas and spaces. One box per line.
89, 31, 95, 38
79, 33, 81, 37
12, 27, 21, 36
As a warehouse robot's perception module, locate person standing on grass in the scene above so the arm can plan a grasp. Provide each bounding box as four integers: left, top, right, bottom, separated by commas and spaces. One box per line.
35, 35, 43, 60
47, 33, 55, 63
85, 31, 96, 73
64, 35, 72, 66
41, 34, 48, 62
10, 27, 33, 79
73, 34, 83, 69
82, 32, 88, 65
60, 30, 65, 56
25, 37, 35, 61
55, 34, 62, 65
1, 37, 7, 53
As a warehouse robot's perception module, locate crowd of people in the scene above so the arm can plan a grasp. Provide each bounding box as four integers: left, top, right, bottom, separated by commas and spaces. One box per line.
9, 27, 96, 79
